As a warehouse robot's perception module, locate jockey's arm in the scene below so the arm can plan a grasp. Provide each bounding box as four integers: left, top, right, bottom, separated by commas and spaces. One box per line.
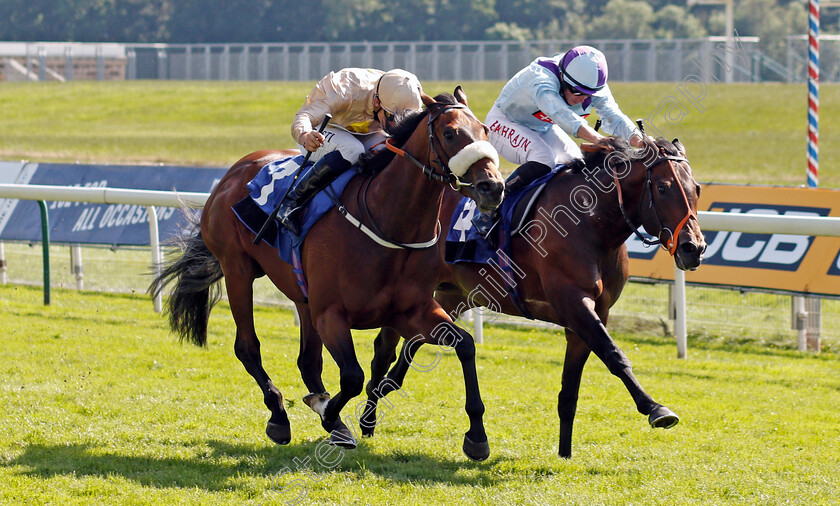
576, 123, 605, 144
628, 133, 645, 148
577, 121, 645, 147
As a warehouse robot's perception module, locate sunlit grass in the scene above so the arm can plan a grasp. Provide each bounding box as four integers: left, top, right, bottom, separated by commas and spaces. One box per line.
2, 284, 839, 504
0, 80, 838, 187
4, 241, 839, 352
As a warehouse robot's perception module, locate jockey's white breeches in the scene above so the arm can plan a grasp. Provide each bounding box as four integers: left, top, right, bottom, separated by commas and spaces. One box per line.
299, 126, 388, 165
485, 106, 582, 167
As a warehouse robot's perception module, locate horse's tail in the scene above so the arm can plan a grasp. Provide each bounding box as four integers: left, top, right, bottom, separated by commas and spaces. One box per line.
149, 210, 223, 347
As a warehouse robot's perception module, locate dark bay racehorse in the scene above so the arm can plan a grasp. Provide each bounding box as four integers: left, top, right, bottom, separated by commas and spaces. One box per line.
355, 137, 706, 458
151, 89, 505, 460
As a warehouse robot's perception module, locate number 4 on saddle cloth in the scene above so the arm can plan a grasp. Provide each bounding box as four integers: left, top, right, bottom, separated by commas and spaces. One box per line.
445, 166, 561, 264
232, 155, 356, 295
444, 166, 562, 319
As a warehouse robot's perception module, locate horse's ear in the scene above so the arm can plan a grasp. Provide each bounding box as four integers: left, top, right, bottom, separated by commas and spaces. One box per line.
421, 92, 436, 108
673, 138, 687, 157
454, 85, 468, 106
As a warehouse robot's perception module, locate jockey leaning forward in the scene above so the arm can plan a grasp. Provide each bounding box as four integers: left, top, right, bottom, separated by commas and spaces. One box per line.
474, 45, 646, 240
278, 68, 424, 235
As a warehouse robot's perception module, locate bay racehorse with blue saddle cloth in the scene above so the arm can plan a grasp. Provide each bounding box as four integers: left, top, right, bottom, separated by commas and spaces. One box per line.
151, 88, 505, 461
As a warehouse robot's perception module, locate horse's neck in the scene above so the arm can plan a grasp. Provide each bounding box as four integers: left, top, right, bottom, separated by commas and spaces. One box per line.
547, 161, 648, 251
366, 154, 444, 244
605, 162, 650, 246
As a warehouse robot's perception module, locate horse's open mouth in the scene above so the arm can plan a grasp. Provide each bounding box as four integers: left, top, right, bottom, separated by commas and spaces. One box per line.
675, 251, 703, 271
476, 192, 504, 214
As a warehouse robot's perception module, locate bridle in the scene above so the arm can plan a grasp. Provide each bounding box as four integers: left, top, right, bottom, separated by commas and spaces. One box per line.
385, 103, 478, 191
332, 102, 494, 250
612, 146, 695, 256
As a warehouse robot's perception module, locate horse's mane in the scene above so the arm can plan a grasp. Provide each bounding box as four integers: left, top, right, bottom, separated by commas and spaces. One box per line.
356, 93, 460, 174
565, 136, 682, 180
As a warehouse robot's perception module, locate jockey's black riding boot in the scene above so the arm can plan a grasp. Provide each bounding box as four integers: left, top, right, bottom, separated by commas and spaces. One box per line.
504, 160, 552, 193
471, 161, 551, 248
277, 151, 351, 236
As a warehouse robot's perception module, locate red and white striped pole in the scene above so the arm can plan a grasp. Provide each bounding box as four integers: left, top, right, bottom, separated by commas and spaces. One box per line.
808, 0, 819, 188
802, 0, 820, 353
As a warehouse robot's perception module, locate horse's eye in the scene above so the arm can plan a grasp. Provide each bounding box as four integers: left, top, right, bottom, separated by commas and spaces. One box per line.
657, 182, 668, 193
695, 183, 702, 197
443, 130, 454, 141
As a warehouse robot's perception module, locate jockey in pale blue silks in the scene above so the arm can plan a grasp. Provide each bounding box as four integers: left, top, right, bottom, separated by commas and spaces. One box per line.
475, 45, 646, 240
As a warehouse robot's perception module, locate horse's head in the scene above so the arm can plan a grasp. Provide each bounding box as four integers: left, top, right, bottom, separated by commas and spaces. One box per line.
635, 138, 706, 271
421, 87, 505, 212
582, 137, 706, 271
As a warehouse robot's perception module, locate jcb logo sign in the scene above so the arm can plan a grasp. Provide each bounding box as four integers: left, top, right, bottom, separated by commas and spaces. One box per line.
701, 203, 829, 271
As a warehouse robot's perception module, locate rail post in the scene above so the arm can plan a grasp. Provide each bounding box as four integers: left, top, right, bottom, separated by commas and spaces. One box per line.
147, 205, 163, 313
674, 267, 687, 359
38, 200, 50, 305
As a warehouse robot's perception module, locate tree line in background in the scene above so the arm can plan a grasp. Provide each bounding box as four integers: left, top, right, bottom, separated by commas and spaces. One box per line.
0, 0, 822, 62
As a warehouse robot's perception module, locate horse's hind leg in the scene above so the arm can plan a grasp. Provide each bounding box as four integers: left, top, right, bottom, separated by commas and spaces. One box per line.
223, 261, 291, 444
295, 303, 326, 394
296, 302, 361, 445
304, 307, 364, 449
359, 327, 402, 437
557, 329, 591, 459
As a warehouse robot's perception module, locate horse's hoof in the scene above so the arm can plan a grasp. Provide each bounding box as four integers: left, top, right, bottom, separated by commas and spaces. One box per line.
361, 427, 375, 438
462, 434, 490, 462
266, 422, 291, 445
329, 427, 357, 449
649, 406, 680, 429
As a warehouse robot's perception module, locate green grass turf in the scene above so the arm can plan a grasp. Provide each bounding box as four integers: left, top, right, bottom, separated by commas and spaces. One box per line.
0, 80, 837, 187
2, 284, 839, 504
2, 80, 839, 503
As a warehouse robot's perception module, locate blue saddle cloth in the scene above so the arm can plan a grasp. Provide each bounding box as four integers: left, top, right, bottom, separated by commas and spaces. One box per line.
232, 155, 355, 266
444, 167, 561, 265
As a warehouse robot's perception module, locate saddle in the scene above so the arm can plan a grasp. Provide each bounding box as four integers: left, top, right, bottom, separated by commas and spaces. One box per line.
445, 166, 563, 265
232, 155, 355, 264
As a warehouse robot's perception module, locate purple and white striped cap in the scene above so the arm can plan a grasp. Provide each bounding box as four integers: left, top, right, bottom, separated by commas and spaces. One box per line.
559, 45, 608, 95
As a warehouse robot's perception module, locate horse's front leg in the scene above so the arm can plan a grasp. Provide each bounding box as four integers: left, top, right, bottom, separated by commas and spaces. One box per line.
359, 327, 402, 437
224, 268, 291, 445
555, 292, 679, 450
392, 302, 490, 461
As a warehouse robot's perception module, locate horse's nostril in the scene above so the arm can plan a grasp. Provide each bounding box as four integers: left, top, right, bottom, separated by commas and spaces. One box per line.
476, 180, 503, 198
681, 242, 698, 255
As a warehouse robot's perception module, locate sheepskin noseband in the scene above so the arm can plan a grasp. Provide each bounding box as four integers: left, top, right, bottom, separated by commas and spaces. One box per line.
447, 141, 499, 177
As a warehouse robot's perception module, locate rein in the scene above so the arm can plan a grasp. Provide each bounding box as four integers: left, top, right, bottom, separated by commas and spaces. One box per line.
385, 103, 478, 191
332, 102, 492, 250
612, 147, 695, 256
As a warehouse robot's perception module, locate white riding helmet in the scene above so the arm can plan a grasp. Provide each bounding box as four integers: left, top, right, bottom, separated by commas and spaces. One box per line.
560, 46, 609, 95
375, 69, 424, 114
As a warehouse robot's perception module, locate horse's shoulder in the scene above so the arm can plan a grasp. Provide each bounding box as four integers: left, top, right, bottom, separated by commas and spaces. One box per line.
536, 168, 577, 203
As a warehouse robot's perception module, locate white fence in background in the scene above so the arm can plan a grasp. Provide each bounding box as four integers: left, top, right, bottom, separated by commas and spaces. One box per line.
1, 183, 838, 356
1, 37, 784, 83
